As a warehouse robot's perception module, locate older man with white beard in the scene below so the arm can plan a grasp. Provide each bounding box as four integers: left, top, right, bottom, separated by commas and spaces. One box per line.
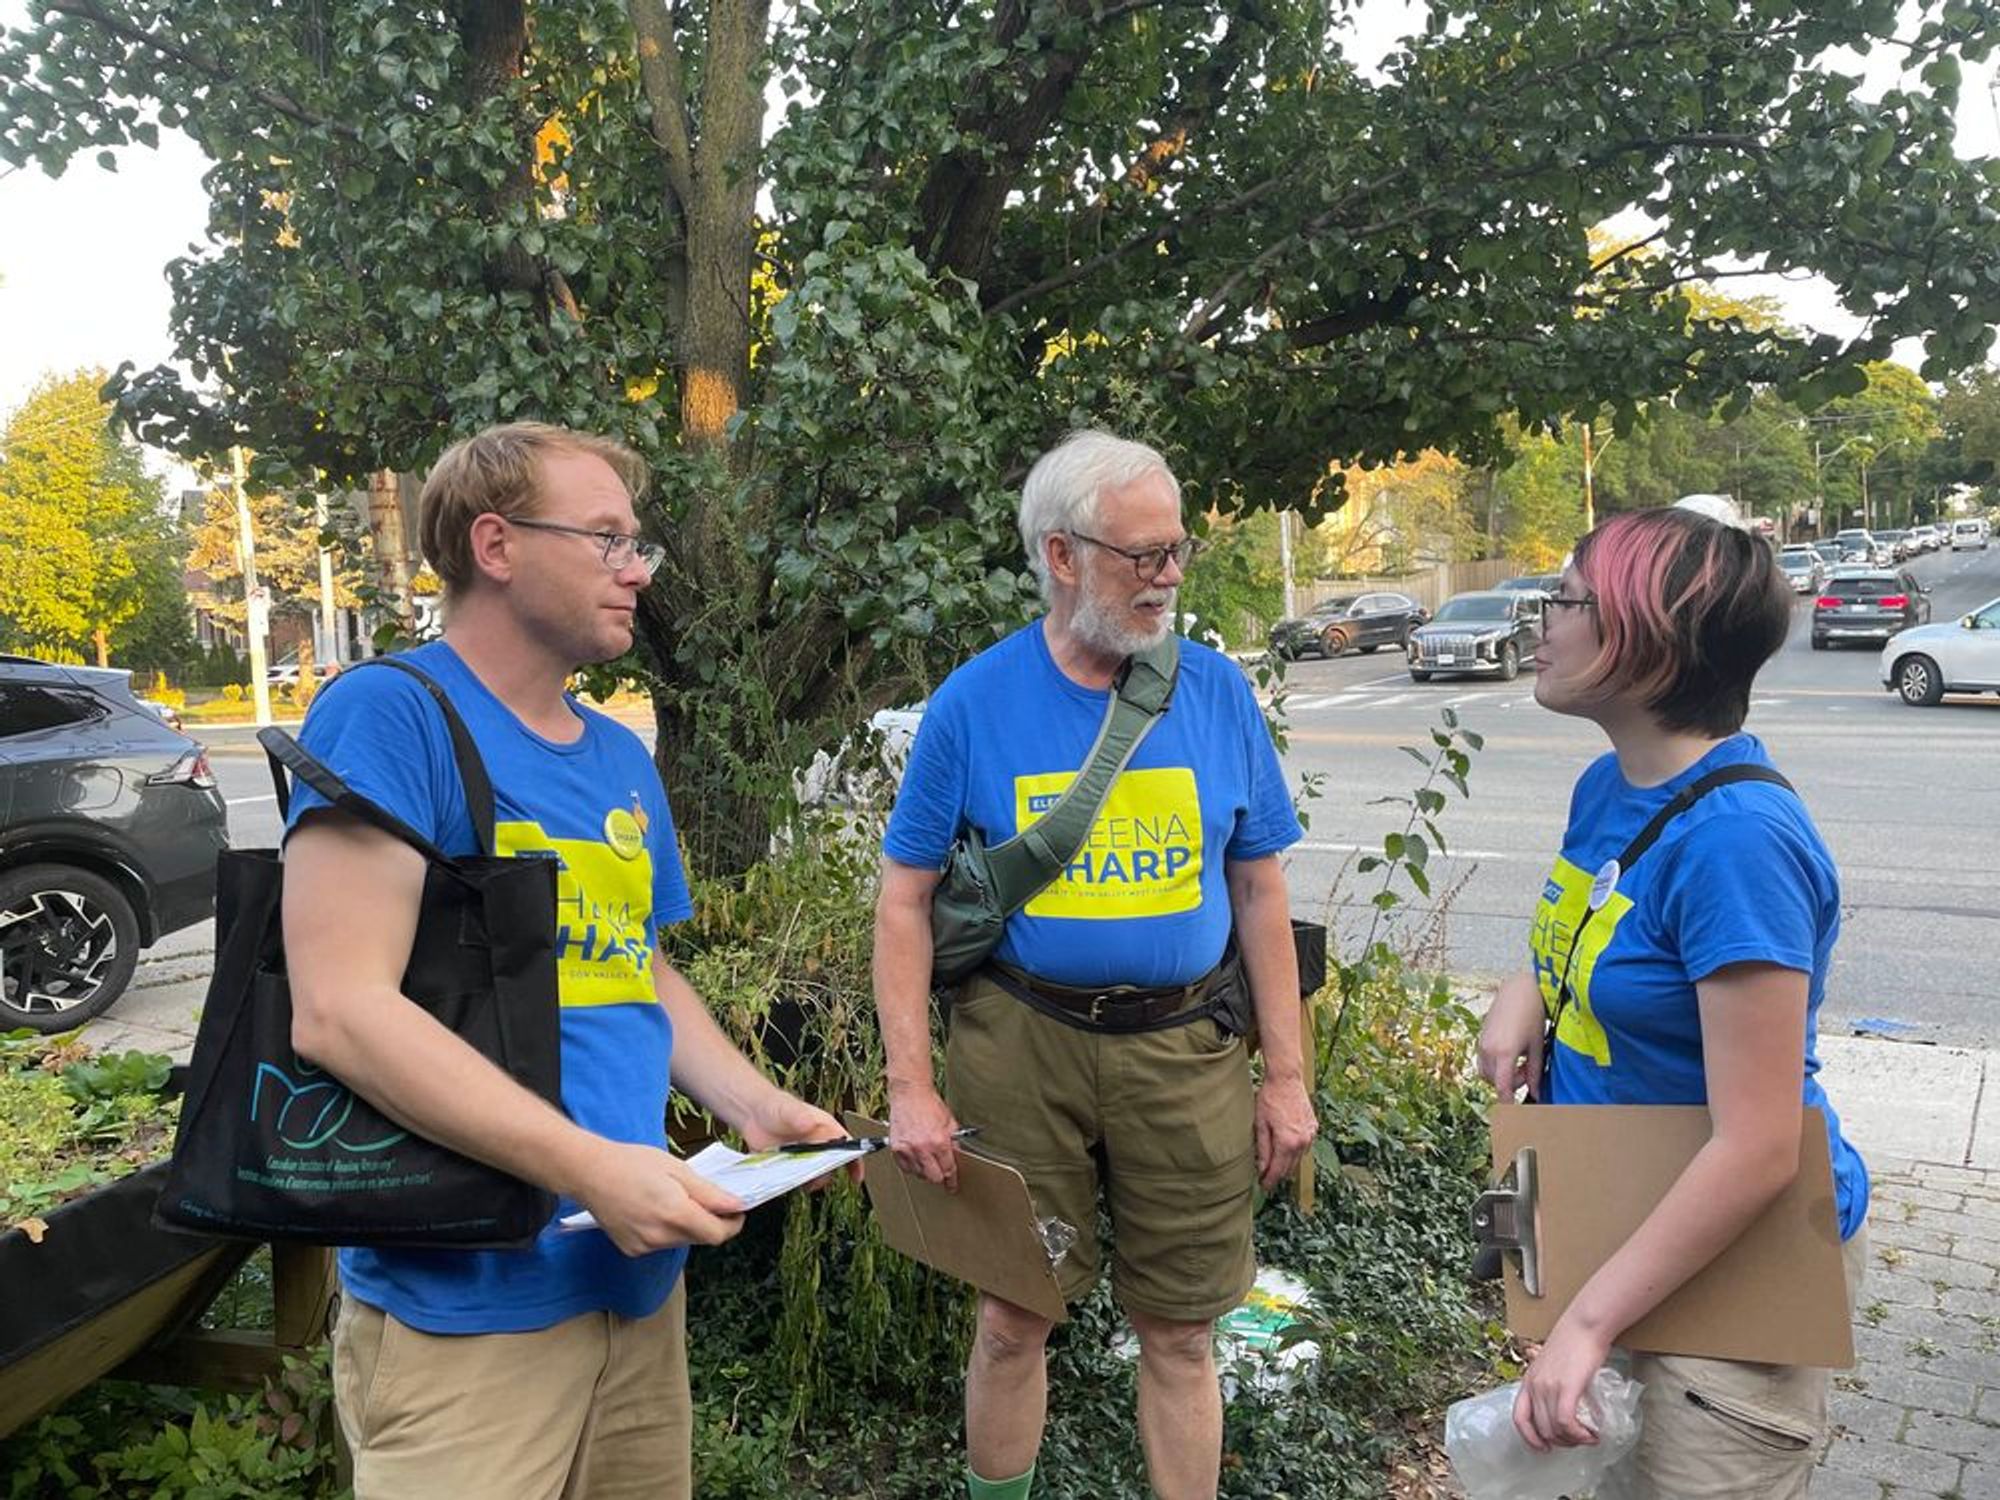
872, 430, 1318, 1500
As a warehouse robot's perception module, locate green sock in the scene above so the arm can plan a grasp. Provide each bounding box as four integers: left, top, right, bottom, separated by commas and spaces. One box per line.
966, 1462, 1035, 1500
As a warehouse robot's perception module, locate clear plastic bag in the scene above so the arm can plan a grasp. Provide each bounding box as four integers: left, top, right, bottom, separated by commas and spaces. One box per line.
1033, 1215, 1078, 1267
1444, 1365, 1645, 1500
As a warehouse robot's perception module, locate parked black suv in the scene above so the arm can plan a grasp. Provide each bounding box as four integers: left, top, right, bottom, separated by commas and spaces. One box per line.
1810, 569, 1932, 650
1, 656, 228, 1031
1268, 591, 1428, 659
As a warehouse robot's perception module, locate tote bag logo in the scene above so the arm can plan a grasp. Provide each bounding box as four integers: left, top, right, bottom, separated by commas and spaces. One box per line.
250, 1061, 408, 1154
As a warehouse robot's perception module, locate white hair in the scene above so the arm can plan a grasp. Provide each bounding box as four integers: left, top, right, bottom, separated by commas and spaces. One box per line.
1018, 430, 1181, 599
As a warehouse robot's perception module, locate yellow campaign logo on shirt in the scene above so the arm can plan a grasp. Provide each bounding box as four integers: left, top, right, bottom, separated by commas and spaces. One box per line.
1015, 767, 1203, 920
497, 817, 656, 1008
1527, 854, 1632, 1069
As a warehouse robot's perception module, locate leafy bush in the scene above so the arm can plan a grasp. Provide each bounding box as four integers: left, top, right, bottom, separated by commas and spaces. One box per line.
673, 712, 1499, 1495
1, 1354, 343, 1500
0, 1033, 178, 1235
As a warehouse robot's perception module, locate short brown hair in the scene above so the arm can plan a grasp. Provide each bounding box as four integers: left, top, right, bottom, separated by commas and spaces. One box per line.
417, 422, 649, 597
1571, 507, 1792, 737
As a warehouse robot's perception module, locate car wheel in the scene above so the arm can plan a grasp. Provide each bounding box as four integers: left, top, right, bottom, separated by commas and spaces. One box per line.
1810, 634, 1827, 650
1497, 642, 1520, 681
1409, 670, 1433, 683
0, 865, 141, 1033
1321, 627, 1351, 657
1895, 655, 1945, 707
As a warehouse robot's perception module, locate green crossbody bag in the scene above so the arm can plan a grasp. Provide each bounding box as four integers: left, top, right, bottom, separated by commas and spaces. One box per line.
928, 633, 1180, 988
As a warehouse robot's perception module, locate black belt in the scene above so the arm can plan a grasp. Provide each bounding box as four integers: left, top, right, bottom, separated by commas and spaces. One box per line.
984, 956, 1232, 1035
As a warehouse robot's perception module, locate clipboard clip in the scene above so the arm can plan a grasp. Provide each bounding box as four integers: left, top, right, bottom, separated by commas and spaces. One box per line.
1470, 1147, 1541, 1297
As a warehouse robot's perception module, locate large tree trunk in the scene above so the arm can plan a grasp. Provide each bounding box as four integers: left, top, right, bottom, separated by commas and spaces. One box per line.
626, 0, 780, 876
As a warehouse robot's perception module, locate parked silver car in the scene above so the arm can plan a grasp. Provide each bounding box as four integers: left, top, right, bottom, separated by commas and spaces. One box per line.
1879, 596, 2000, 704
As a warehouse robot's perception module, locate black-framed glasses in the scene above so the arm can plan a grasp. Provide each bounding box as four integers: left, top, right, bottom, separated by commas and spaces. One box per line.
1067, 530, 1205, 581
1542, 593, 1598, 615
508, 518, 666, 578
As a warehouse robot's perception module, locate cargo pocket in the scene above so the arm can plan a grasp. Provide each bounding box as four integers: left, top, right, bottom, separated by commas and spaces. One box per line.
1683, 1384, 1817, 1453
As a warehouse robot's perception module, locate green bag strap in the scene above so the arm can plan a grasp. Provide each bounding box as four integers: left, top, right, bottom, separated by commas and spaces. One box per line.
980, 633, 1181, 914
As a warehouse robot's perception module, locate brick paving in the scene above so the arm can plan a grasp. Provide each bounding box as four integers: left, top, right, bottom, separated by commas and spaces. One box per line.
1816, 1160, 2000, 1500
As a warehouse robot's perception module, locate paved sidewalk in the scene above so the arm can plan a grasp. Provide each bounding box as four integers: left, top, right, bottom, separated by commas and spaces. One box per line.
1807, 1035, 2000, 1500
1814, 1160, 2000, 1499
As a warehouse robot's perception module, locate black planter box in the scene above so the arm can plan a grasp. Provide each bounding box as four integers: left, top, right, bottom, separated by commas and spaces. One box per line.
0, 1161, 246, 1437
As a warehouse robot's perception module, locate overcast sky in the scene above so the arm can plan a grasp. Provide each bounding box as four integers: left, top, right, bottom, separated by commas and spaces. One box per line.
2, 1, 1995, 439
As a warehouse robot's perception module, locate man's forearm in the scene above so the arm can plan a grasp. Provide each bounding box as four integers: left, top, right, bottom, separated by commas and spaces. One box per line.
1229, 860, 1305, 1082
293, 981, 601, 1200
874, 891, 939, 1095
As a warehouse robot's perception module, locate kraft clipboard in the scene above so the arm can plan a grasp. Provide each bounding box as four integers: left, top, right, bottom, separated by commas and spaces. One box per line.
1477, 1104, 1854, 1368
845, 1113, 1068, 1324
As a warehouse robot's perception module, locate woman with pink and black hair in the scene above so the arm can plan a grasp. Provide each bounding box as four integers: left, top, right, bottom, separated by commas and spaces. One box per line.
1477, 506, 1870, 1498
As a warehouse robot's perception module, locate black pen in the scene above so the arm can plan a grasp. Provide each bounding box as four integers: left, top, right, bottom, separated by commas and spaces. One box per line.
776, 1126, 981, 1154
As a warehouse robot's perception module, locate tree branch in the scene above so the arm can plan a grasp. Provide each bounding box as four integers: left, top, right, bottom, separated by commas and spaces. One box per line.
985, 171, 1289, 318
48, 0, 361, 141
626, 0, 697, 212
1591, 228, 1667, 274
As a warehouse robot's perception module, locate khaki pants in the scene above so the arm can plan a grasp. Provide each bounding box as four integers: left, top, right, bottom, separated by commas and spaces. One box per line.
331, 1283, 691, 1500
1615, 1222, 1870, 1499
944, 974, 1257, 1322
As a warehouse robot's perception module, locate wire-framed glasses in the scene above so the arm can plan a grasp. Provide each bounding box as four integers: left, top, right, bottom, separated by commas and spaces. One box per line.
508, 518, 666, 577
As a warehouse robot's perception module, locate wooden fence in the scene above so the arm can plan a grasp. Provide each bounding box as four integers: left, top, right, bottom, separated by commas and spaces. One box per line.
1295, 557, 1523, 615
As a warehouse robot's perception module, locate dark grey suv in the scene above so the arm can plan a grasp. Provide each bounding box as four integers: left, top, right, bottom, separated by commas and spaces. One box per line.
1, 656, 228, 1031
1406, 591, 1542, 681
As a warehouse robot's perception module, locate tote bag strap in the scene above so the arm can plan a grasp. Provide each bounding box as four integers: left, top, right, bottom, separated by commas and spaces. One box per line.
347, 656, 499, 856
980, 632, 1181, 913
259, 727, 457, 867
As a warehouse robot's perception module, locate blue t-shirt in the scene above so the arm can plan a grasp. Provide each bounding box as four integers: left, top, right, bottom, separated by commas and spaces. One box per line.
884, 623, 1301, 987
1530, 734, 1869, 1239
284, 641, 695, 1333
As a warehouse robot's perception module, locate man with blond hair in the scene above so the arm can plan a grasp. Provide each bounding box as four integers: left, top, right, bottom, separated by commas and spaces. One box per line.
282, 421, 846, 1497
875, 430, 1318, 1500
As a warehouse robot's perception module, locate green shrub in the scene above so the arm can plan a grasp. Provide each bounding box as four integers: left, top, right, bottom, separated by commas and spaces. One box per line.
1, 1354, 343, 1500
0, 1033, 178, 1233
671, 712, 1499, 1494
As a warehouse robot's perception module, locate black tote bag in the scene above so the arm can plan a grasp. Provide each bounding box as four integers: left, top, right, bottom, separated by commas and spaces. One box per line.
155, 658, 563, 1249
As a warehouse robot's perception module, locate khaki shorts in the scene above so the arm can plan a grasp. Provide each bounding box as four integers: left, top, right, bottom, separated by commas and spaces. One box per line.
944, 973, 1257, 1323
332, 1281, 691, 1500
1616, 1221, 1870, 1500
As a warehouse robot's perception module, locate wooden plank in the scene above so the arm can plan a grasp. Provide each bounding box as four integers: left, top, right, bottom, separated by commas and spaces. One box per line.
271, 1243, 337, 1350
114, 1329, 293, 1393
0, 1245, 235, 1436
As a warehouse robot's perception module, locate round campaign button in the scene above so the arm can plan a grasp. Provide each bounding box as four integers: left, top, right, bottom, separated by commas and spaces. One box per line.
603, 807, 645, 860
1588, 858, 1621, 911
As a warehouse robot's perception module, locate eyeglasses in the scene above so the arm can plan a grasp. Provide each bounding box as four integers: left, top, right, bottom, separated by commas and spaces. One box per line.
1543, 594, 1598, 615
508, 518, 665, 578
1067, 531, 1205, 581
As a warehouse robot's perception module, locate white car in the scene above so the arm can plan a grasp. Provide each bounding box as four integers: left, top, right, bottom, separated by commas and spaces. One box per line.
1879, 596, 2000, 705
1950, 519, 1989, 551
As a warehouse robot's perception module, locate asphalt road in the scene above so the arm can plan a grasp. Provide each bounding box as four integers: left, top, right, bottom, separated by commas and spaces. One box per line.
116, 543, 2000, 1057
1270, 542, 2000, 1049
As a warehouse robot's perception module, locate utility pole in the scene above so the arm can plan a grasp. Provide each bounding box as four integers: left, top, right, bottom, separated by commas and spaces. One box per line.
232, 447, 273, 727
315, 493, 340, 665
1277, 509, 1297, 621
1581, 422, 1598, 533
